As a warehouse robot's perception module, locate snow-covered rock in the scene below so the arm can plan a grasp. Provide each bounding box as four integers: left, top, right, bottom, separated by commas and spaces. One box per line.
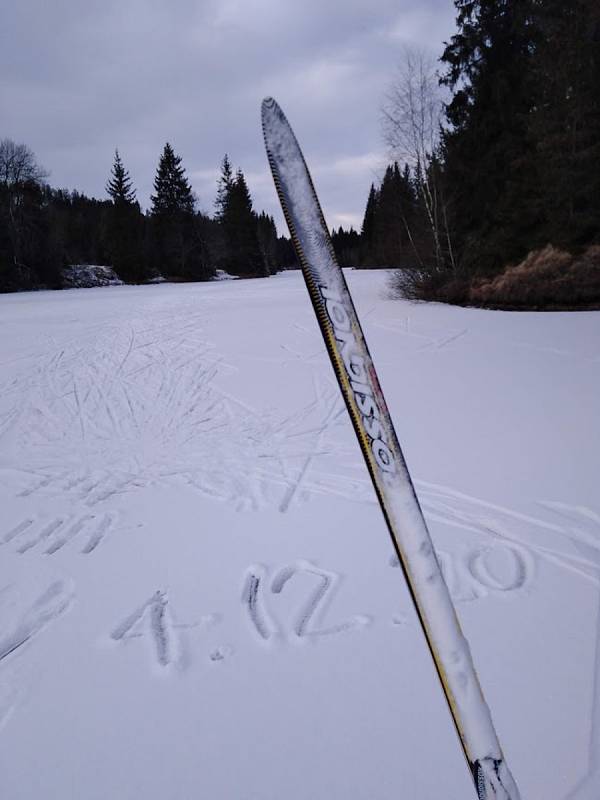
212, 268, 238, 281
62, 264, 123, 288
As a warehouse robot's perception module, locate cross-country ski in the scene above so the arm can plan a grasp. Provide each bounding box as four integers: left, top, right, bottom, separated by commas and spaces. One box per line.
262, 95, 521, 800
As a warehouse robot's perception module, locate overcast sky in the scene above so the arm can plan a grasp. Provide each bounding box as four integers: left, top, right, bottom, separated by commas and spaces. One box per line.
1, 0, 456, 233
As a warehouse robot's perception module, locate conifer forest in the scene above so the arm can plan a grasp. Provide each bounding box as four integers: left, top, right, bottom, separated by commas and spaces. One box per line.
1, 0, 598, 308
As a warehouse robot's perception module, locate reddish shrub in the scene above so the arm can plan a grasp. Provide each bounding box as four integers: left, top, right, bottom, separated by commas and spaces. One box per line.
468, 244, 600, 309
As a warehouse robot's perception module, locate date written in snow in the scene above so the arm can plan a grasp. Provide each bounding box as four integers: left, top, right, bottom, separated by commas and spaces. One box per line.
109, 545, 533, 671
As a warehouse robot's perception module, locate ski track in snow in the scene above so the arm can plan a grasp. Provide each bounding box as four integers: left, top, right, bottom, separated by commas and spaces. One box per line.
417, 481, 600, 589
0, 309, 359, 515
1, 298, 597, 622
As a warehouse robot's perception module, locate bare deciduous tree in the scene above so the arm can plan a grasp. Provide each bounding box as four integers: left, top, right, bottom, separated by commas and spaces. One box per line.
0, 140, 49, 282
0, 139, 47, 187
382, 48, 455, 274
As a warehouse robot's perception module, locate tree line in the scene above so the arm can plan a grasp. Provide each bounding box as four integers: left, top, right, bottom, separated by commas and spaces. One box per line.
361, 0, 600, 307
3, 1, 598, 306
0, 141, 295, 292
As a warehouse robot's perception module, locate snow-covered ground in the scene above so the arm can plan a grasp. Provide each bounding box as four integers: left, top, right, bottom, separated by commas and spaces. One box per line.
0, 270, 598, 799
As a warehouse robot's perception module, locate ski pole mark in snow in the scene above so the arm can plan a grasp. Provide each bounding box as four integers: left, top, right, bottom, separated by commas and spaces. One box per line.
209, 645, 234, 662
0, 581, 73, 664
111, 590, 175, 668
270, 562, 369, 638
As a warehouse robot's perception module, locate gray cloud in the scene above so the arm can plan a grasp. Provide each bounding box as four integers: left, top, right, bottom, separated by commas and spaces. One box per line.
1, 0, 456, 232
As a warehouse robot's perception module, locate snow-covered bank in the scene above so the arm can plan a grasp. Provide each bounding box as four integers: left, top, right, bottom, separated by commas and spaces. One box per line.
0, 271, 598, 798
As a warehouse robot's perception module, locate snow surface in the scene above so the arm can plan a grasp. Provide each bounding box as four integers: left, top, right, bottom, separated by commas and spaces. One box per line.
0, 270, 599, 799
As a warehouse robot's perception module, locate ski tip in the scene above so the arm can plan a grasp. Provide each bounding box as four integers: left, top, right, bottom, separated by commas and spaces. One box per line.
261, 96, 286, 131
261, 96, 277, 112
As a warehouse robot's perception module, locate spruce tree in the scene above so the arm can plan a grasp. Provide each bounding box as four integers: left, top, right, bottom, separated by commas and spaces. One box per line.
359, 165, 420, 268
256, 212, 279, 274
441, 0, 537, 275
331, 227, 361, 267
106, 150, 136, 204
371, 163, 415, 266
151, 143, 195, 217
214, 154, 233, 221
104, 150, 145, 282
529, 0, 600, 250
360, 184, 378, 265
221, 169, 266, 277
150, 144, 208, 280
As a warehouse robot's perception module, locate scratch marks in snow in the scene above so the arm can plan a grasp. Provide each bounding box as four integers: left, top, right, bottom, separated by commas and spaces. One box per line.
420, 327, 469, 352
271, 562, 370, 638
110, 590, 175, 668
109, 593, 221, 670
16, 518, 65, 554
0, 306, 365, 514
0, 303, 371, 514
242, 567, 277, 641
389, 541, 535, 603
2, 512, 117, 556
3, 519, 34, 544
418, 481, 600, 587
278, 384, 346, 513
2, 302, 354, 510
243, 562, 370, 644
466, 544, 533, 594
0, 581, 73, 664
80, 514, 114, 554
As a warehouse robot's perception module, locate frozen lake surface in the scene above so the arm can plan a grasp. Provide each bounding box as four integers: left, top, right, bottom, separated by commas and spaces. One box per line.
0, 270, 599, 799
